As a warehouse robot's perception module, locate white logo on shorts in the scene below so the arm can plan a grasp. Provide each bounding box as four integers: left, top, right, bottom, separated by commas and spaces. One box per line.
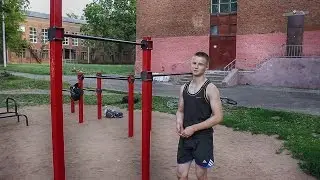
202, 160, 207, 163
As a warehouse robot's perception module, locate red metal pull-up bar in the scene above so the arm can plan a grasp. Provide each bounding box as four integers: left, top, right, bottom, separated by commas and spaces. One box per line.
49, 0, 153, 179
49, 0, 65, 179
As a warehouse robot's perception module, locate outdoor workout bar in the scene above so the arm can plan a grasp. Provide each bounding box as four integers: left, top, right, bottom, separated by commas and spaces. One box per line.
49, 0, 153, 179
85, 72, 192, 80
85, 76, 128, 81
64, 33, 143, 46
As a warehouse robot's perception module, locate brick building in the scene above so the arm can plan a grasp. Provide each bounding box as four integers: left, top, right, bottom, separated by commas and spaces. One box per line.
135, 0, 320, 88
8, 11, 135, 65
8, 11, 88, 64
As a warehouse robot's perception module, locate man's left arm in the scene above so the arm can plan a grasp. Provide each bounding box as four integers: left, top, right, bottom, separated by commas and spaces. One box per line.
182, 84, 223, 137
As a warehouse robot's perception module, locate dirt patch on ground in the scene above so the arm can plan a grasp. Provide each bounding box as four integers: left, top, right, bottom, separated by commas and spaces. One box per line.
0, 105, 315, 180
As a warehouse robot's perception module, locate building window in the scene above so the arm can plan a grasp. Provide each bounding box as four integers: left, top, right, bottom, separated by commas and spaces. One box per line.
63, 31, 69, 45
16, 49, 26, 58
210, 26, 218, 35
29, 27, 37, 43
211, 0, 237, 14
41, 49, 49, 59
72, 32, 79, 46
41, 29, 48, 44
81, 51, 88, 60
71, 49, 77, 59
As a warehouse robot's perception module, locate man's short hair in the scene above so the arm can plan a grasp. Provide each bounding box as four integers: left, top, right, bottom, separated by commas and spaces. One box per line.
194, 52, 209, 63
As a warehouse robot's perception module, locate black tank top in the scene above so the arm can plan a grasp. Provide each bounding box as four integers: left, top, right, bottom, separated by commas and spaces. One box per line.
183, 79, 213, 136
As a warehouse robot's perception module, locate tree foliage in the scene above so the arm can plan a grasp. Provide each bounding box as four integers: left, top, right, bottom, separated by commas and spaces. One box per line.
0, 0, 30, 56
81, 0, 136, 64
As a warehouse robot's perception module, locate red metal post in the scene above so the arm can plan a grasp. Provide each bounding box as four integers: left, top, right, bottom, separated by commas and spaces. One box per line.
71, 98, 75, 113
49, 0, 65, 179
96, 72, 102, 120
128, 75, 134, 137
78, 73, 84, 123
141, 36, 153, 180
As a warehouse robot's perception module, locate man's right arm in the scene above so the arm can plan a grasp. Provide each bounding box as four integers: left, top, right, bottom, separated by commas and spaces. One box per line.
176, 84, 185, 135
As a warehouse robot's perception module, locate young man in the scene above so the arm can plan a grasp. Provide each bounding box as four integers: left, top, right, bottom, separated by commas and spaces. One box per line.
176, 52, 223, 180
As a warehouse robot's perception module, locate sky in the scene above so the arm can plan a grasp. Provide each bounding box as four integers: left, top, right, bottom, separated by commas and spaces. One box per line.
28, 0, 92, 16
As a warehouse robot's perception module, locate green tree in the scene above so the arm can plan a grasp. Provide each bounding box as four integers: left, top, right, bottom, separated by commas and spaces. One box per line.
81, 0, 136, 64
0, 0, 30, 64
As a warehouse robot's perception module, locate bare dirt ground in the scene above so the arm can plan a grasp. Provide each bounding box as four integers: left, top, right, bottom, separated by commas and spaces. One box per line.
0, 105, 316, 180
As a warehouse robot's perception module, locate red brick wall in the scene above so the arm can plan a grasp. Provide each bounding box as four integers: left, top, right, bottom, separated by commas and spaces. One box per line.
237, 0, 320, 35
136, 0, 210, 74
136, 0, 210, 38
236, 0, 320, 69
135, 36, 209, 74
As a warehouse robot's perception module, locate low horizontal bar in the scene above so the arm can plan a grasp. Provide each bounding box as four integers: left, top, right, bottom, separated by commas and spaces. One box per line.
100, 77, 128, 81
82, 88, 96, 92
152, 72, 192, 77
64, 34, 142, 46
0, 114, 20, 119
85, 75, 128, 81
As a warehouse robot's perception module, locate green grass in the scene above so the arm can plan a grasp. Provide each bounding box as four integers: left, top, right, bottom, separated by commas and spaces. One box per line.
0, 63, 135, 76
0, 93, 319, 178
222, 106, 320, 178
0, 71, 70, 90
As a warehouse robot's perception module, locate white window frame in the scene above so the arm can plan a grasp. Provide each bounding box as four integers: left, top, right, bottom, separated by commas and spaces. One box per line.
29, 27, 37, 43
41, 28, 48, 44
211, 0, 237, 14
63, 31, 69, 45
72, 32, 79, 46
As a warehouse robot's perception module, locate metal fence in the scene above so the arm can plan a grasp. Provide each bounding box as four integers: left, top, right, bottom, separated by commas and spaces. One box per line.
277, 44, 320, 58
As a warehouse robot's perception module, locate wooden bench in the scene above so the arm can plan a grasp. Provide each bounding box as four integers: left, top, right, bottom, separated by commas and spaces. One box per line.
0, 98, 29, 126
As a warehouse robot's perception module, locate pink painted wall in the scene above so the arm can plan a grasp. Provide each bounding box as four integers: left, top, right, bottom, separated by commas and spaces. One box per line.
235, 33, 286, 70
303, 30, 320, 56
236, 30, 320, 70
135, 35, 209, 75
239, 57, 320, 89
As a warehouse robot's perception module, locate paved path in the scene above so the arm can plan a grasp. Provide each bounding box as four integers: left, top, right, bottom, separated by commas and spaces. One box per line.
5, 72, 320, 116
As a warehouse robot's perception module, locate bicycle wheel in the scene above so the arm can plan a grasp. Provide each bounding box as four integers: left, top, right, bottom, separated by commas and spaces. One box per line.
220, 97, 237, 105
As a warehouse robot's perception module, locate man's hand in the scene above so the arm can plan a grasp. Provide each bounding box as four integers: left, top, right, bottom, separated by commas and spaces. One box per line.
181, 126, 195, 138
176, 121, 184, 136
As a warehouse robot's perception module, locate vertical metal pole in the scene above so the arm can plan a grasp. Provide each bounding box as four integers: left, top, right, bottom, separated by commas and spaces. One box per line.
49, 0, 65, 179
2, 0, 6, 67
70, 98, 75, 113
128, 75, 134, 137
141, 36, 153, 180
96, 72, 102, 120
87, 46, 90, 64
77, 73, 84, 123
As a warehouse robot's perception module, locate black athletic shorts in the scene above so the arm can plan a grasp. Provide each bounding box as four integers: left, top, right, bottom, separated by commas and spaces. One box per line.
177, 133, 214, 168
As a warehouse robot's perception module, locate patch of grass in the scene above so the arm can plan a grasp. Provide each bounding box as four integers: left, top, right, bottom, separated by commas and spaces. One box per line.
222, 106, 320, 179
1, 63, 134, 76
0, 94, 319, 179
0, 71, 70, 90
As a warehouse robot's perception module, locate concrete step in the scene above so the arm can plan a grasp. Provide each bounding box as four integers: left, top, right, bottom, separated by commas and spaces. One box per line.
179, 78, 223, 84
172, 70, 229, 88
176, 81, 223, 87
179, 75, 225, 82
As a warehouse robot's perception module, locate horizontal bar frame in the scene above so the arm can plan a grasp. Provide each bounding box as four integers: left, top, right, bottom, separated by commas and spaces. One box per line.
64, 34, 142, 46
